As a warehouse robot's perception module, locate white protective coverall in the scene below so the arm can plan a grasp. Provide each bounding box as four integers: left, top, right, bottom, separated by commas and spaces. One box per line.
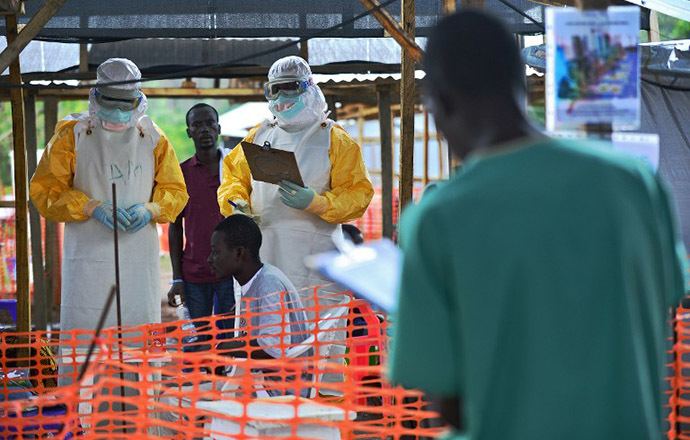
218, 56, 374, 294
30, 59, 188, 337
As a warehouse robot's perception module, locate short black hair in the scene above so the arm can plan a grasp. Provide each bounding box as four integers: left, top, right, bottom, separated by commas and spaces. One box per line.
213, 215, 262, 260
424, 11, 524, 99
186, 103, 219, 126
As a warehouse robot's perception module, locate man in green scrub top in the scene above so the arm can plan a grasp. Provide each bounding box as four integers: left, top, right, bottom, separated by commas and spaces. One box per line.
390, 11, 687, 440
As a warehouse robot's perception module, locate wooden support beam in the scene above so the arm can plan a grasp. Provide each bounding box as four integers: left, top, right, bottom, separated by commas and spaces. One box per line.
300, 39, 309, 62
0, 0, 68, 74
359, 0, 423, 64
79, 44, 88, 72
399, 0, 416, 211
442, 0, 457, 13
463, 0, 485, 9
325, 96, 338, 121
6, 14, 30, 333
24, 92, 46, 331
423, 107, 429, 186
377, 86, 394, 240
1, 62, 404, 83
649, 10, 661, 42
43, 96, 58, 326
574, 0, 610, 9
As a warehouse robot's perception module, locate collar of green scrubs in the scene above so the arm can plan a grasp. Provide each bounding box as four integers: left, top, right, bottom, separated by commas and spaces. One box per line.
463, 135, 550, 168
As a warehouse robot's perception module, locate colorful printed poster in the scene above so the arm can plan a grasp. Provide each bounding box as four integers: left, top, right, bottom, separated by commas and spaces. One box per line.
546, 6, 640, 132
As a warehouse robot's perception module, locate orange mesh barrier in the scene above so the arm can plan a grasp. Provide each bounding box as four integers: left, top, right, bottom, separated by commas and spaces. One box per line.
0, 289, 447, 439
349, 186, 423, 242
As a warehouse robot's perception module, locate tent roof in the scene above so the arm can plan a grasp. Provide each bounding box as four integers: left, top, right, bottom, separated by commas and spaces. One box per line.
1, 1, 545, 43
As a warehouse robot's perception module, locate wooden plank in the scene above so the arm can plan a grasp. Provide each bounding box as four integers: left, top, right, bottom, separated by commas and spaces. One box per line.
6, 14, 31, 333
43, 96, 58, 326
399, 0, 415, 211
24, 92, 46, 331
377, 86, 394, 239
359, 0, 423, 63
0, 0, 68, 74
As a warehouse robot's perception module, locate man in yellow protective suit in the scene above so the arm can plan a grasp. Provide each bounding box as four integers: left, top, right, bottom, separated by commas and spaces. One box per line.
218, 56, 374, 294
30, 58, 188, 337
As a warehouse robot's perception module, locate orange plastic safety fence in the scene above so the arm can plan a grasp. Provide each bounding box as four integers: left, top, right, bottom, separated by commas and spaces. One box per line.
0, 289, 447, 439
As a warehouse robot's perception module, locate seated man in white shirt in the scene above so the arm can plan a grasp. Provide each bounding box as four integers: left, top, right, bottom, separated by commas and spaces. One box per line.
209, 215, 311, 396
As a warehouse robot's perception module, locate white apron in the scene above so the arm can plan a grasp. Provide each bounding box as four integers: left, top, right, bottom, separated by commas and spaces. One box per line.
60, 120, 161, 334
251, 120, 343, 294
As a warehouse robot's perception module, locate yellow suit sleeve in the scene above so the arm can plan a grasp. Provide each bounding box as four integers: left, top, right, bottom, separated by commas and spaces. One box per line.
218, 124, 261, 217
151, 128, 189, 223
29, 120, 91, 222
307, 125, 374, 224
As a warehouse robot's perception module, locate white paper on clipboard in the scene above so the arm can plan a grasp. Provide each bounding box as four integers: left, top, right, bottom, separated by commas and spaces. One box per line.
305, 239, 401, 313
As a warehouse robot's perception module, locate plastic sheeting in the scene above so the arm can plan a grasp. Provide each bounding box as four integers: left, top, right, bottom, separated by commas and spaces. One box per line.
640, 81, 690, 249
1, 0, 545, 43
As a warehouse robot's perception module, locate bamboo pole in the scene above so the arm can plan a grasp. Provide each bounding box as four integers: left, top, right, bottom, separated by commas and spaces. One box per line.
43, 97, 58, 327
377, 86, 394, 239
423, 107, 429, 186
6, 14, 30, 333
399, 0, 415, 210
24, 92, 46, 330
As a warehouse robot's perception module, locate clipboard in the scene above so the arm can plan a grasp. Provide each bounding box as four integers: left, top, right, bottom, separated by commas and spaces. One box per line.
241, 141, 304, 187
305, 239, 401, 313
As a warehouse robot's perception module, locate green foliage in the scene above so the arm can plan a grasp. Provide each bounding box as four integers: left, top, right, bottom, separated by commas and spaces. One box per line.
658, 13, 690, 40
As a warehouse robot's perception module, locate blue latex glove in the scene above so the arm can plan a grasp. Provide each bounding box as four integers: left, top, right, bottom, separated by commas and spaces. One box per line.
126, 203, 154, 233
91, 203, 131, 231
278, 180, 315, 210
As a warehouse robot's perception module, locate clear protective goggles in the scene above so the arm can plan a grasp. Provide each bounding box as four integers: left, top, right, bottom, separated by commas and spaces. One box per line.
263, 77, 314, 100
95, 89, 142, 111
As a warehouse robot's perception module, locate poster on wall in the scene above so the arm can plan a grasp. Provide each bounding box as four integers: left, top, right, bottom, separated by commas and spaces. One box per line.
546, 6, 640, 132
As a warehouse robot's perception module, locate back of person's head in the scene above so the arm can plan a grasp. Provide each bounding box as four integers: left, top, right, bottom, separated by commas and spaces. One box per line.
213, 215, 262, 260
425, 11, 524, 101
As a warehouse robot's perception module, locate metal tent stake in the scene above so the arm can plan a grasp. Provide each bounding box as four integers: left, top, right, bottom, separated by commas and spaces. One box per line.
112, 183, 127, 431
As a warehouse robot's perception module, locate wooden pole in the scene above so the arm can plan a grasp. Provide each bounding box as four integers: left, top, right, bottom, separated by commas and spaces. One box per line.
399, 0, 415, 210
649, 10, 661, 42
437, 131, 445, 179
442, 0, 457, 13
6, 14, 30, 333
43, 97, 58, 327
377, 86, 394, 239
0, 0, 69, 74
423, 107, 429, 186
24, 91, 46, 330
79, 44, 88, 72
300, 39, 309, 62
326, 96, 338, 121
